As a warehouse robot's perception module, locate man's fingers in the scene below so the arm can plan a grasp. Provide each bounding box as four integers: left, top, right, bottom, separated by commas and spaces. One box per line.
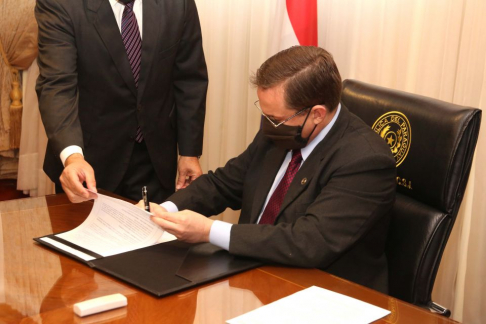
63, 185, 88, 203
154, 211, 180, 223
87, 191, 98, 200
61, 169, 96, 202
150, 203, 166, 213
186, 174, 200, 186
177, 174, 195, 190
84, 168, 97, 192
177, 156, 201, 190
176, 171, 188, 190
60, 173, 84, 202
151, 209, 211, 243
61, 158, 97, 202
135, 200, 144, 209
192, 167, 203, 178
151, 215, 180, 234
178, 180, 188, 190
68, 169, 90, 198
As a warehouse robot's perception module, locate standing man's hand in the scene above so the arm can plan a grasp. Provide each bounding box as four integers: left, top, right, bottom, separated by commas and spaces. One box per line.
61, 154, 98, 203
176, 156, 202, 190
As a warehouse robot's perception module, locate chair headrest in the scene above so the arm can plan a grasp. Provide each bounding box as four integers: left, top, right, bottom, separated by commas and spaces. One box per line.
342, 79, 481, 213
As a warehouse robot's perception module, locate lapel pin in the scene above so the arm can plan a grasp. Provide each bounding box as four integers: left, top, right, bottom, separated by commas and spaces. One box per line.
301, 178, 307, 185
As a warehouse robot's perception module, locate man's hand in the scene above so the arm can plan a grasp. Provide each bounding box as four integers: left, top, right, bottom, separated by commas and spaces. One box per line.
136, 201, 164, 213
176, 156, 202, 190
60, 153, 98, 203
150, 205, 213, 243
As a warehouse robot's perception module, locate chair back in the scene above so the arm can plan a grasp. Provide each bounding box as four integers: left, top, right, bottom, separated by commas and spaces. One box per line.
341, 79, 481, 306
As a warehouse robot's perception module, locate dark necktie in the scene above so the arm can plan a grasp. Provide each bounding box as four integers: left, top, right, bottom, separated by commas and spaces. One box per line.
259, 149, 303, 225
121, 0, 143, 142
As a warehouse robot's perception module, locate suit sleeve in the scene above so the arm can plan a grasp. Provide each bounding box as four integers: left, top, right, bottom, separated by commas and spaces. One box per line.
168, 132, 264, 216
173, 0, 208, 157
229, 153, 396, 268
35, 0, 83, 157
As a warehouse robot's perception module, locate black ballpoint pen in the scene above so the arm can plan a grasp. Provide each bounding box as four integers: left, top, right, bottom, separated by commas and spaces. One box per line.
142, 186, 150, 212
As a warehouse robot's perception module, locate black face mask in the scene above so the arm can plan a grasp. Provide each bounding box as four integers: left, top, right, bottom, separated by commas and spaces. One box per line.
262, 108, 317, 149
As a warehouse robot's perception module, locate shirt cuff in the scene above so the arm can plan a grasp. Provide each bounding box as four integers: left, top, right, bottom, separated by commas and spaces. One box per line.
60, 145, 84, 166
209, 220, 232, 251
160, 201, 179, 213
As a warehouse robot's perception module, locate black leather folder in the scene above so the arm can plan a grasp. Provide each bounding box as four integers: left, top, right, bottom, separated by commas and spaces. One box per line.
34, 235, 262, 297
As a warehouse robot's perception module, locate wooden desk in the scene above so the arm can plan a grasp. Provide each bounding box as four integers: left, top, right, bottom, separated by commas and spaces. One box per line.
0, 194, 458, 323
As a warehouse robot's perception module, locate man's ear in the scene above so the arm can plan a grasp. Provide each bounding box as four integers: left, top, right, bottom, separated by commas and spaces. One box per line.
311, 105, 327, 124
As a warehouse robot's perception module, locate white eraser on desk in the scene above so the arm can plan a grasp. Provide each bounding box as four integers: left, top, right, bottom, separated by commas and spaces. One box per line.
73, 293, 127, 317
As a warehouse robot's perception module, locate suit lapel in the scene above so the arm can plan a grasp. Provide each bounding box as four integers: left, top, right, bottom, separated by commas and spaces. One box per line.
87, 0, 137, 97
276, 105, 352, 221
137, 0, 160, 102
245, 146, 288, 224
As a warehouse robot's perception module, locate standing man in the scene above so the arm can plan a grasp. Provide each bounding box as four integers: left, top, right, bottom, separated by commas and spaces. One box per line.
35, 0, 208, 203
144, 46, 396, 292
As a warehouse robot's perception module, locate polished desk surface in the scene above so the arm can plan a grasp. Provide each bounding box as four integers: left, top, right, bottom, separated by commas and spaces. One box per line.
0, 194, 458, 324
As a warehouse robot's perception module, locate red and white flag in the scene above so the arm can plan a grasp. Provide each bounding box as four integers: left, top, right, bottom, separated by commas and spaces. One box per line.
273, 0, 318, 51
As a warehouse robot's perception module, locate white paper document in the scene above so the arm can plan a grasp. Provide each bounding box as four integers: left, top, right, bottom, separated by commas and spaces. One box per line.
227, 286, 391, 324
53, 193, 176, 257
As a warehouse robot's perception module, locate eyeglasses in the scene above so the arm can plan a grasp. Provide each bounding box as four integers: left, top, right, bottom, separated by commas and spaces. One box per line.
254, 100, 311, 128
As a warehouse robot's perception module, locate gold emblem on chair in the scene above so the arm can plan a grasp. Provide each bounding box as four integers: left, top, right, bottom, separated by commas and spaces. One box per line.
372, 111, 411, 167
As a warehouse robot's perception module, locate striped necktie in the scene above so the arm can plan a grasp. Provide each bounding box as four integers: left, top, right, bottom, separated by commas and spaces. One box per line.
121, 0, 143, 142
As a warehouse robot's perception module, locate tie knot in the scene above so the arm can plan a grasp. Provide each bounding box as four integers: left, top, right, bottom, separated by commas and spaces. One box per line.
120, 0, 135, 8
291, 149, 302, 164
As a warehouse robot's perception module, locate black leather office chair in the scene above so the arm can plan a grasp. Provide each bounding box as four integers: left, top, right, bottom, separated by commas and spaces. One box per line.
341, 79, 481, 316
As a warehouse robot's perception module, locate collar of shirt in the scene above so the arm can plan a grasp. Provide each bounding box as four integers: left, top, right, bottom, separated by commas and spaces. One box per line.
109, 0, 144, 7
108, 0, 143, 38
300, 103, 342, 162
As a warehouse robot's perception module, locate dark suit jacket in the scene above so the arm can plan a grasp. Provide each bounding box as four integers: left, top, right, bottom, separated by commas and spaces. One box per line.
35, 0, 208, 195
169, 105, 396, 292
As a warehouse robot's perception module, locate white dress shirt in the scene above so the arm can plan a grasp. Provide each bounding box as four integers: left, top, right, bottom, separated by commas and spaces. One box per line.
60, 0, 143, 166
162, 104, 342, 250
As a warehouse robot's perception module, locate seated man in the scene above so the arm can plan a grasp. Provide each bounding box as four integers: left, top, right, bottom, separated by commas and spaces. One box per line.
144, 46, 396, 293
